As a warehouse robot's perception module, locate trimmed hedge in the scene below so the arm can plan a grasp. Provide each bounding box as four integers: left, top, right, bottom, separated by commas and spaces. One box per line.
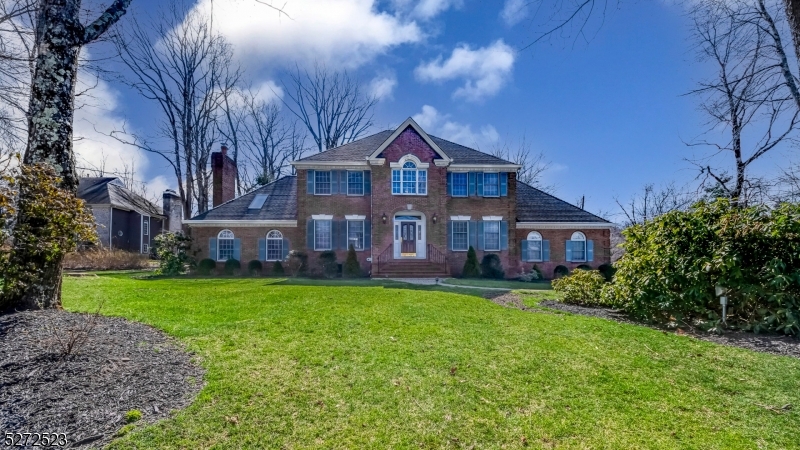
480, 254, 504, 280
553, 270, 610, 306
224, 258, 241, 275
197, 258, 216, 275
247, 260, 263, 276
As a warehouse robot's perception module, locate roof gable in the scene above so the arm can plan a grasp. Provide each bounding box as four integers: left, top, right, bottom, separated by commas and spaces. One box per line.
78, 177, 163, 217
368, 118, 451, 163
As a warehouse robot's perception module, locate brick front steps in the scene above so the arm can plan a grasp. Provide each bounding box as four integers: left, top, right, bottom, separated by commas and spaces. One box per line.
373, 260, 450, 278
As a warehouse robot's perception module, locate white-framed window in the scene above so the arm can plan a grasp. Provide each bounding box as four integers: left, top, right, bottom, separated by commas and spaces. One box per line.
347, 220, 364, 250
142, 217, 149, 236
142, 243, 149, 254
314, 220, 332, 250
571, 231, 587, 261
217, 229, 235, 261
315, 171, 332, 195
527, 231, 543, 261
266, 230, 283, 261
484, 221, 501, 251
452, 221, 469, 251
392, 161, 427, 195
347, 171, 364, 196
483, 173, 500, 197
451, 173, 467, 197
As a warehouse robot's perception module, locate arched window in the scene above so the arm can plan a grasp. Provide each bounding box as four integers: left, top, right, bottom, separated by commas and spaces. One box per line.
217, 229, 235, 261
266, 230, 283, 261
392, 157, 427, 195
527, 231, 543, 261
570, 231, 586, 261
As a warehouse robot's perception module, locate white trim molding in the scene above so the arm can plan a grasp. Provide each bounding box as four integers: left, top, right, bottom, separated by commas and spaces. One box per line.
390, 154, 429, 169
369, 158, 386, 166
311, 214, 333, 220
517, 222, 613, 230
345, 215, 366, 220
291, 161, 369, 170
450, 215, 471, 221
448, 164, 522, 172
483, 216, 503, 221
368, 117, 453, 163
183, 220, 298, 227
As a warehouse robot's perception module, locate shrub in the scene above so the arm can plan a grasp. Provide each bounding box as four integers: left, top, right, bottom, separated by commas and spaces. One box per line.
519, 268, 540, 282
223, 258, 241, 275
607, 199, 800, 335
247, 260, 263, 276
598, 263, 616, 282
480, 254, 504, 279
553, 265, 569, 278
124, 409, 142, 424
319, 250, 338, 278
553, 270, 610, 306
196, 258, 216, 275
576, 264, 593, 271
286, 250, 308, 277
63, 249, 150, 271
462, 246, 481, 278
343, 244, 361, 278
272, 260, 285, 276
153, 232, 192, 276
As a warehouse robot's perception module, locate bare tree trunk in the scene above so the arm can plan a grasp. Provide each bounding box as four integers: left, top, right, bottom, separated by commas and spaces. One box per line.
785, 0, 800, 66
4, 0, 131, 310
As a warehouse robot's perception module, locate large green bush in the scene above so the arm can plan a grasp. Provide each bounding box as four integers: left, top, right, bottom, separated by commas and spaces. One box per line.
154, 232, 192, 276
343, 244, 361, 278
553, 270, 610, 306
606, 199, 800, 335
247, 260, 263, 276
223, 258, 241, 275
196, 258, 216, 275
462, 246, 480, 278
272, 260, 285, 276
480, 254, 504, 279
319, 250, 338, 278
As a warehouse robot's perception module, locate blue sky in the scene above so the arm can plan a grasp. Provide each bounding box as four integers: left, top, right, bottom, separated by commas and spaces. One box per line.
72, 0, 790, 219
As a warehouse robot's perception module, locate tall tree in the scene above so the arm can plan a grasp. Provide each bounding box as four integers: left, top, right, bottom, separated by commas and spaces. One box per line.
282, 64, 376, 152
113, 1, 239, 216
2, 0, 132, 310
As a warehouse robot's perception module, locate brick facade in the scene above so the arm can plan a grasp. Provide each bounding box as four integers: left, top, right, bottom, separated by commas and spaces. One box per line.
188, 121, 613, 279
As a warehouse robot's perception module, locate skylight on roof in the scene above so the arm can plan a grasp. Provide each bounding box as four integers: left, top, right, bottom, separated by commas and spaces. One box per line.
248, 194, 268, 210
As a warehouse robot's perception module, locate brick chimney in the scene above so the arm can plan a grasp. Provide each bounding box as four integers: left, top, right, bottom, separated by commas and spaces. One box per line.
212, 144, 237, 207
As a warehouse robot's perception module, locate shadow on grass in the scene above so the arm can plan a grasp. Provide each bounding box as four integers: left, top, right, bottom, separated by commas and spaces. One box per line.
267, 277, 509, 299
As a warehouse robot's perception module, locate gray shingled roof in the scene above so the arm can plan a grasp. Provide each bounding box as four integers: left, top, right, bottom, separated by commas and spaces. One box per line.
189, 176, 297, 221
294, 128, 515, 165
78, 177, 164, 217
516, 181, 609, 223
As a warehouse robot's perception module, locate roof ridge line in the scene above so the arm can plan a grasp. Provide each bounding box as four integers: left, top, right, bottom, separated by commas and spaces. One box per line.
516, 180, 610, 223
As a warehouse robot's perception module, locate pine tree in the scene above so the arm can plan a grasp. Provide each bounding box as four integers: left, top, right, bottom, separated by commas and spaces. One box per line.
343, 244, 361, 278
462, 246, 481, 278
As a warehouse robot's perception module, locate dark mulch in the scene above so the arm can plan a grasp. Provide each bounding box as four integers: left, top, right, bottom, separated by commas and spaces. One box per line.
0, 310, 204, 448
538, 300, 800, 359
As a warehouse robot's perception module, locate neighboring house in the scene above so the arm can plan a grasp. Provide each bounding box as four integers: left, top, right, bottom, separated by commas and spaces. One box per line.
185, 118, 612, 278
78, 177, 169, 254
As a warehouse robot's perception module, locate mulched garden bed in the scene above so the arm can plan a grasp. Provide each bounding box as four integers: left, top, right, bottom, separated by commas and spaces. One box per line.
0, 310, 204, 448
538, 300, 800, 359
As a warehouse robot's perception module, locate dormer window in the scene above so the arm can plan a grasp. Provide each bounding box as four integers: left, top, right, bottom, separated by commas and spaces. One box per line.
391, 157, 427, 195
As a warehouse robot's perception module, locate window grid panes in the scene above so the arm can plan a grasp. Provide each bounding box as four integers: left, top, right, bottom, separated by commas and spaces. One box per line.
392, 170, 401, 194
483, 173, 499, 197
267, 230, 283, 261
142, 219, 149, 236
452, 221, 468, 251
347, 220, 364, 250
572, 241, 586, 261
315, 171, 331, 195
484, 221, 500, 251
418, 170, 427, 194
218, 234, 234, 261
392, 160, 427, 195
347, 171, 364, 195
402, 169, 417, 194
529, 240, 542, 261
451, 173, 467, 197
315, 220, 332, 250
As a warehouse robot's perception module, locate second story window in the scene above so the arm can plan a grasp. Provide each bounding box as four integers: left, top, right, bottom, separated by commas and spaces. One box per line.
347, 171, 364, 195
451, 173, 467, 197
315, 171, 331, 195
483, 173, 500, 197
392, 161, 427, 195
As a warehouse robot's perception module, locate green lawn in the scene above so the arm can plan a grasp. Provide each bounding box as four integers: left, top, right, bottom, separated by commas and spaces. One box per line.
443, 278, 552, 290
63, 274, 800, 449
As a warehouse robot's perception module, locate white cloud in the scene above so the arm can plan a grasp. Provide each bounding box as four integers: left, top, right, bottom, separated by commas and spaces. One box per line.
414, 40, 515, 102
500, 0, 529, 26
369, 74, 397, 101
190, 0, 422, 70
412, 105, 499, 149
412, 0, 463, 20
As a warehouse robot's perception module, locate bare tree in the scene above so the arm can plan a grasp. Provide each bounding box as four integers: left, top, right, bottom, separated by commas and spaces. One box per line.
489, 136, 554, 192
689, 2, 799, 206
614, 183, 695, 227
282, 64, 376, 152
2, 0, 132, 310
113, 1, 239, 216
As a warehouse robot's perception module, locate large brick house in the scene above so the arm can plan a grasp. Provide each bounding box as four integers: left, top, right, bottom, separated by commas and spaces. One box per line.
185, 118, 612, 278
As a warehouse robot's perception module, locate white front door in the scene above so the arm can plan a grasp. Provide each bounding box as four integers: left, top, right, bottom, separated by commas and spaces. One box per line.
393, 215, 426, 259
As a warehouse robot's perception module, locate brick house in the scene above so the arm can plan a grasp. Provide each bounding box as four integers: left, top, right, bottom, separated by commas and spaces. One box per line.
185, 118, 612, 278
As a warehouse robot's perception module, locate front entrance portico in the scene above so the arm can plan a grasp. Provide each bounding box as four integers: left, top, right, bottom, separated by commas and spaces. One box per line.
393, 212, 426, 259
